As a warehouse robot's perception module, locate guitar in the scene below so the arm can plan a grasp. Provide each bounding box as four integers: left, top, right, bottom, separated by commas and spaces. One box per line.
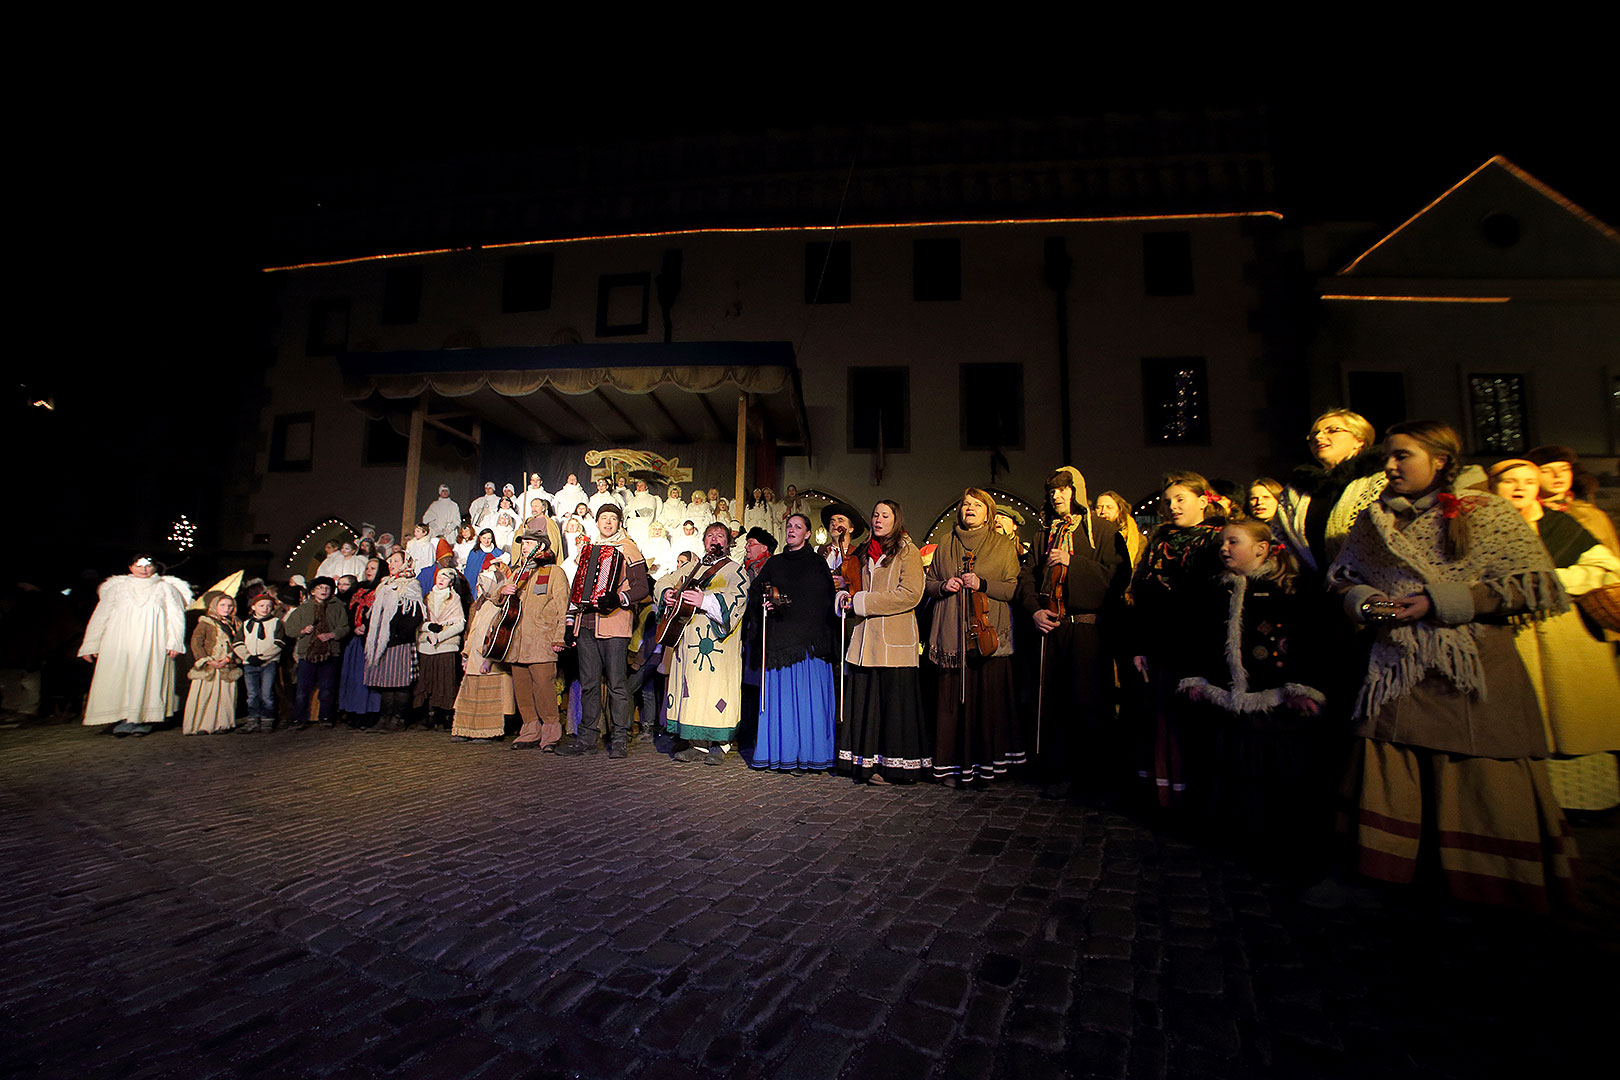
653, 557, 728, 648
482, 559, 542, 661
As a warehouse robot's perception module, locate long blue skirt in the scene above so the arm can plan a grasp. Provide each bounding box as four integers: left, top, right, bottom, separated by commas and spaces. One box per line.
337, 637, 381, 714
751, 656, 835, 771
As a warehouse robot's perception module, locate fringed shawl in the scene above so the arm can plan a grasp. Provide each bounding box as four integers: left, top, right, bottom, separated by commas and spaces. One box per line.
1327, 489, 1567, 720
364, 573, 424, 668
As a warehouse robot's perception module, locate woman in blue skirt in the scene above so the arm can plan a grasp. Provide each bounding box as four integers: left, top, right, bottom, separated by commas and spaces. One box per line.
747, 513, 838, 772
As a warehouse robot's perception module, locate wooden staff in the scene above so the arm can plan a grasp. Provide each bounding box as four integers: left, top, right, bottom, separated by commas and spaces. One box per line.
1036, 636, 1046, 755
838, 605, 847, 729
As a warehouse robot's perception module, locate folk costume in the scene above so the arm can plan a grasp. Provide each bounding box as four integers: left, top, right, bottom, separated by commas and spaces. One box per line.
495, 544, 569, 749
660, 548, 751, 753
465, 541, 508, 600
837, 536, 929, 783
926, 510, 1025, 785
1178, 563, 1327, 862
337, 568, 384, 721
182, 594, 242, 734
236, 600, 284, 730
1278, 448, 1387, 582
284, 590, 350, 727
564, 513, 651, 754
1018, 469, 1129, 796
413, 577, 467, 726
1328, 488, 1579, 911
77, 566, 192, 730
363, 564, 424, 731
746, 542, 838, 771
1512, 505, 1620, 810
455, 578, 516, 740
1130, 521, 1222, 807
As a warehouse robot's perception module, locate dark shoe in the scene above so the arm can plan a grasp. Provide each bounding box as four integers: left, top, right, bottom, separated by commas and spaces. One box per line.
608, 744, 629, 760
555, 737, 599, 757
512, 739, 542, 751
128, 723, 154, 737
703, 746, 726, 766
111, 720, 135, 737
671, 746, 702, 763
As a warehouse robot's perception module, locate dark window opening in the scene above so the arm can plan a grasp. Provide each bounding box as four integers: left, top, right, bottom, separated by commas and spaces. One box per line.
805, 241, 851, 304
1346, 371, 1407, 446
1141, 357, 1210, 445
503, 252, 554, 313
961, 363, 1024, 450
596, 272, 651, 337
381, 265, 422, 325
269, 412, 314, 473
849, 368, 909, 452
913, 238, 961, 301
306, 298, 350, 355
1143, 232, 1194, 296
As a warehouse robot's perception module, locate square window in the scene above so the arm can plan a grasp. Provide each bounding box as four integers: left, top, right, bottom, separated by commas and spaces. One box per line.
596, 272, 651, 337
1143, 232, 1194, 296
503, 252, 554, 313
1141, 357, 1210, 445
306, 298, 350, 355
913, 238, 961, 301
805, 241, 851, 304
848, 368, 909, 452
961, 363, 1023, 450
269, 412, 314, 473
381, 265, 422, 325
1468, 374, 1528, 453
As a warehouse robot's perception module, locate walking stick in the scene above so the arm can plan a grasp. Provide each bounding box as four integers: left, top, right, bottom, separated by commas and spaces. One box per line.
760, 601, 768, 727
838, 605, 847, 728
959, 576, 968, 706
1036, 635, 1046, 755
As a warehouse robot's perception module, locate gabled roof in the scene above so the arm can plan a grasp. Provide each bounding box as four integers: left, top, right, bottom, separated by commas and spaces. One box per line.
1340, 156, 1619, 279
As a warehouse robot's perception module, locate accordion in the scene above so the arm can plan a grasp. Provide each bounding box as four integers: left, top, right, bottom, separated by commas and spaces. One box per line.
569, 540, 627, 612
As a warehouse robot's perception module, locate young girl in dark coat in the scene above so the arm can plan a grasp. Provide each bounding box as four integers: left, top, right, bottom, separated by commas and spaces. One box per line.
1178, 518, 1326, 870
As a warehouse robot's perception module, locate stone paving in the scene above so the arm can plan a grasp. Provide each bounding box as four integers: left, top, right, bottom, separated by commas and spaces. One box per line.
1, 721, 1615, 1079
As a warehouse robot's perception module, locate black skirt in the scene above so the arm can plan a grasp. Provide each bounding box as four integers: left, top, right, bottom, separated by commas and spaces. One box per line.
837, 665, 930, 783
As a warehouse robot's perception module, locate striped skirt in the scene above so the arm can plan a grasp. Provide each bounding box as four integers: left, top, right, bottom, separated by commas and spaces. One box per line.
1354, 738, 1580, 913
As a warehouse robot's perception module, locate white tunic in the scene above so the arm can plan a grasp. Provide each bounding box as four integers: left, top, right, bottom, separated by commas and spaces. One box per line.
660, 497, 688, 528
77, 574, 191, 726
468, 493, 501, 523
422, 496, 462, 538
554, 483, 588, 518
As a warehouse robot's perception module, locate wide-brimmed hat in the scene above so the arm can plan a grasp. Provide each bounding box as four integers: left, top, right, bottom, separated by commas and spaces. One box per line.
820, 501, 868, 540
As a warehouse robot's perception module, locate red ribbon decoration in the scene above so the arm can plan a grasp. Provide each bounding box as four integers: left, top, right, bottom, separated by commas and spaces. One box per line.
1435, 492, 1463, 519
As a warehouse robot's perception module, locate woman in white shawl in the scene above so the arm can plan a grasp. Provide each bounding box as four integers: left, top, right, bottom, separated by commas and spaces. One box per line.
1326, 420, 1577, 912
363, 550, 424, 733
78, 555, 192, 736
640, 520, 673, 580
661, 484, 687, 529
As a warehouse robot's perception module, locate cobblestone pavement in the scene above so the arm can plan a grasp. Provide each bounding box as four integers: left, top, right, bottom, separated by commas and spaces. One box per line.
1, 721, 1615, 1079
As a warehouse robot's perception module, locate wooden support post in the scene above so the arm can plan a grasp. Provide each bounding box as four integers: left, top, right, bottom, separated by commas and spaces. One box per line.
735, 394, 747, 526
401, 400, 425, 541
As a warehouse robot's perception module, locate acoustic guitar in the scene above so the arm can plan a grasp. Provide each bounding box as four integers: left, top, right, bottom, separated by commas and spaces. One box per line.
653, 558, 728, 648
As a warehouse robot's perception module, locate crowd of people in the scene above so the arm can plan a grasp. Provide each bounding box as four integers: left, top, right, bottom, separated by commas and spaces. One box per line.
72, 419, 1620, 912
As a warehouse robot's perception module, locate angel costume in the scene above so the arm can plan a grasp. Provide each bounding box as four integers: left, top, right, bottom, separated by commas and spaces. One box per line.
78, 570, 192, 728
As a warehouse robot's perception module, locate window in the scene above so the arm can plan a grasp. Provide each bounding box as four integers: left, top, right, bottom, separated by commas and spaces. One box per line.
596, 272, 651, 337
306, 298, 350, 355
1142, 232, 1194, 296
269, 412, 314, 472
912, 238, 960, 301
1469, 374, 1528, 453
503, 252, 554, 313
805, 241, 851, 304
380, 265, 422, 325
1141, 357, 1210, 445
960, 363, 1024, 450
848, 368, 909, 452
362, 416, 409, 466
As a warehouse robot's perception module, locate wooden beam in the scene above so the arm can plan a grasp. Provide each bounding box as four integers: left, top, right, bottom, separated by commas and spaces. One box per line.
595, 389, 640, 440
543, 386, 613, 443
735, 394, 747, 523
645, 388, 692, 442
401, 399, 426, 540
697, 392, 728, 440
426, 409, 474, 422
422, 416, 478, 446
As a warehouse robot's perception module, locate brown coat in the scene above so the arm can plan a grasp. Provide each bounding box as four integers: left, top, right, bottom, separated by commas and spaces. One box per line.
509, 564, 569, 665
845, 539, 924, 668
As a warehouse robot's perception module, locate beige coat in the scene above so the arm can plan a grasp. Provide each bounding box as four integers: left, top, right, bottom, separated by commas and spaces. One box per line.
844, 539, 924, 668
509, 564, 569, 665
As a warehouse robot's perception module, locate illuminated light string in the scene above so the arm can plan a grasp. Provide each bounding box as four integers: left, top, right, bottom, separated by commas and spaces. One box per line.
1322, 294, 1511, 304
167, 515, 197, 552
261, 211, 1286, 274
283, 517, 359, 569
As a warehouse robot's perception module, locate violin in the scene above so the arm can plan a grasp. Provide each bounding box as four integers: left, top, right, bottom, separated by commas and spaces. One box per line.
1039, 524, 1068, 617
963, 551, 998, 656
